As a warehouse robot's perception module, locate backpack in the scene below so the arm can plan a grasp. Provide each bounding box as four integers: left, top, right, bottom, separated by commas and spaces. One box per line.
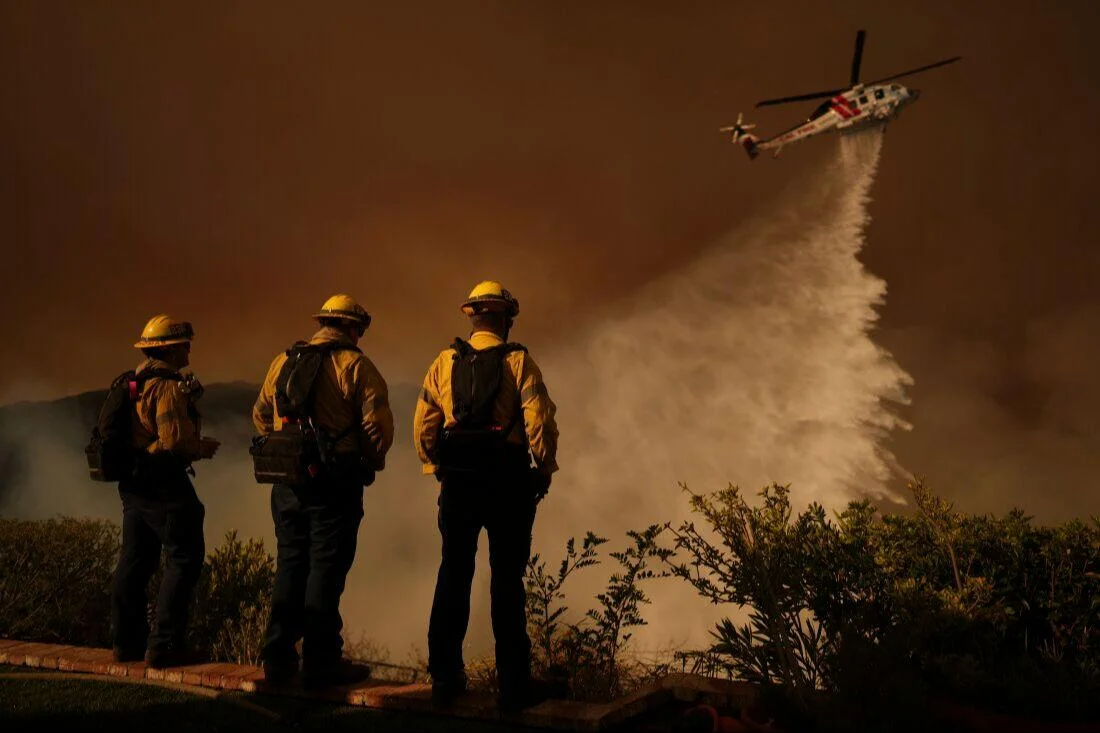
249, 341, 363, 485
436, 338, 530, 473
85, 367, 182, 482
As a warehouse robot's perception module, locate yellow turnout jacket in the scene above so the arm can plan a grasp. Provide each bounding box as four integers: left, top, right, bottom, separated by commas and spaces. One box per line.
413, 330, 558, 477
132, 359, 203, 462
252, 327, 394, 470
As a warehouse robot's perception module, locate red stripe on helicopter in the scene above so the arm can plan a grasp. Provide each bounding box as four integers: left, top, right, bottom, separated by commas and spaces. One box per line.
832, 96, 855, 119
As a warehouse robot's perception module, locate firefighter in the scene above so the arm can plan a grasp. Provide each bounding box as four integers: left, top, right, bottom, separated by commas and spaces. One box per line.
413, 280, 559, 712
111, 315, 220, 668
253, 294, 394, 689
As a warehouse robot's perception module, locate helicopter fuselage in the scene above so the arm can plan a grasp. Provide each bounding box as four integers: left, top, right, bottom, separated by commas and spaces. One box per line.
766, 83, 918, 150
721, 30, 958, 160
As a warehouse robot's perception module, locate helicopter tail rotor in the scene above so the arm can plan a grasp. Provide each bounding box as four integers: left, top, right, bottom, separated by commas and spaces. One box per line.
719, 113, 760, 159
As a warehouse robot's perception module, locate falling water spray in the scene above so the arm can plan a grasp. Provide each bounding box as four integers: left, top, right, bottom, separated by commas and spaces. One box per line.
534, 131, 913, 650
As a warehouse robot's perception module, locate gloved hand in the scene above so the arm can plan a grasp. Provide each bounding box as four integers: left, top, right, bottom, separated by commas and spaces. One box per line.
199, 437, 220, 460
529, 469, 552, 503
179, 373, 205, 400
360, 459, 377, 487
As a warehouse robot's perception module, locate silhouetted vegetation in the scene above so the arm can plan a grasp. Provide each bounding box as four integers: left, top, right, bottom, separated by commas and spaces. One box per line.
0, 520, 273, 664
522, 526, 670, 702
3, 480, 1098, 728
652, 480, 1100, 729
0, 517, 119, 647
185, 530, 274, 665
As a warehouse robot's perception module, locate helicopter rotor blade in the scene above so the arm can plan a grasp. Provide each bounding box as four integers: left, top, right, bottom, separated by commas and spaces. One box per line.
865, 56, 962, 86
850, 30, 866, 86
755, 88, 845, 107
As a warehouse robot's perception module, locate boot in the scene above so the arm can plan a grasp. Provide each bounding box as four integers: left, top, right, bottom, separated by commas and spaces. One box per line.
302, 659, 372, 690
262, 659, 300, 686
497, 677, 558, 714
145, 644, 204, 669
112, 646, 146, 664
431, 674, 469, 707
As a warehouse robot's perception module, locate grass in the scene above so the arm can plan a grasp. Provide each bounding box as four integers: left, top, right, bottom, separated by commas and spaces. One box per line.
0, 665, 532, 732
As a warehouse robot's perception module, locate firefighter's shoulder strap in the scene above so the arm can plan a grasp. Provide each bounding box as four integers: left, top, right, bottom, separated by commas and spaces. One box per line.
86, 367, 182, 482
450, 338, 528, 357
449, 337, 527, 434
107, 366, 183, 423
274, 340, 363, 441
449, 337, 528, 360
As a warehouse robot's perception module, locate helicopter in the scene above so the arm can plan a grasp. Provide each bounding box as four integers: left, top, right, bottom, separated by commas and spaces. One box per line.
721, 30, 961, 159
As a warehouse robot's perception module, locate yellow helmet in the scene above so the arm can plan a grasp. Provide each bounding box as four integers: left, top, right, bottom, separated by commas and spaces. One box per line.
312, 294, 372, 327
133, 315, 194, 349
460, 280, 520, 318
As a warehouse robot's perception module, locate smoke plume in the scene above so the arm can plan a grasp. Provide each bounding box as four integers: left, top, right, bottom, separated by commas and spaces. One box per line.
531, 130, 912, 651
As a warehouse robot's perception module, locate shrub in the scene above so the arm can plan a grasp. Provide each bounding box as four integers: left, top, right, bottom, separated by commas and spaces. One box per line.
524, 526, 668, 702
658, 480, 1100, 729
0, 517, 277, 666
184, 530, 274, 665
0, 517, 119, 647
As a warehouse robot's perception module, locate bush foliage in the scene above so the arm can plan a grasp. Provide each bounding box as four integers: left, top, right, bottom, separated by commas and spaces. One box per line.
3, 478, 1098, 727
184, 530, 274, 665
0, 518, 274, 665
519, 480, 1099, 725
656, 480, 1100, 728
522, 526, 671, 702
0, 517, 119, 647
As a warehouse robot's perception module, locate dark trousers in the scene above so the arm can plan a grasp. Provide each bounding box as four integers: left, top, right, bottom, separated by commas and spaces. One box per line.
262, 479, 364, 670
427, 471, 538, 696
111, 476, 206, 653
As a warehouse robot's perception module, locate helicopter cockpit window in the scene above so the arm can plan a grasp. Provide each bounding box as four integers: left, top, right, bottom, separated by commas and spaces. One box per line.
874, 89, 886, 100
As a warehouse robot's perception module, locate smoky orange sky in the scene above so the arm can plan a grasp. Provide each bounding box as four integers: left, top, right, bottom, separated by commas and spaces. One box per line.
3, 1, 1100, 515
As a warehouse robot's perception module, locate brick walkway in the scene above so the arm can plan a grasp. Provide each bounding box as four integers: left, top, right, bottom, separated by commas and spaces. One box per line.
0, 638, 760, 730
